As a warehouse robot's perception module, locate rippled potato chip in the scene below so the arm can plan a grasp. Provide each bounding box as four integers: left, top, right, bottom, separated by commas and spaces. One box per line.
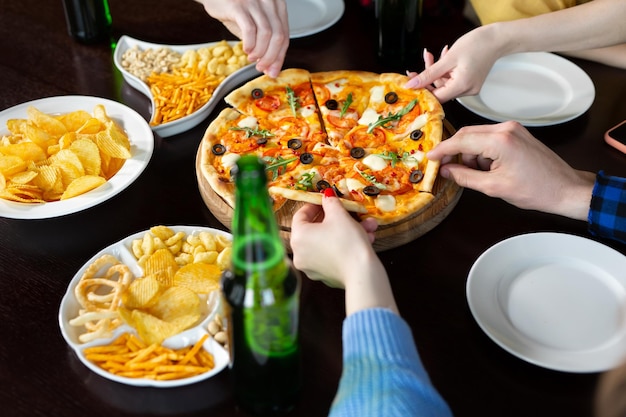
57, 110, 92, 131
27, 106, 67, 138
60, 175, 106, 200
149, 286, 201, 322
173, 263, 221, 294
69, 138, 101, 176
122, 275, 162, 309
144, 248, 179, 287
130, 305, 200, 346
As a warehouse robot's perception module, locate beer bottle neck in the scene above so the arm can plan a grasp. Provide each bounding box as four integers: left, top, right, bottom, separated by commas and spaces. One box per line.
231, 155, 286, 272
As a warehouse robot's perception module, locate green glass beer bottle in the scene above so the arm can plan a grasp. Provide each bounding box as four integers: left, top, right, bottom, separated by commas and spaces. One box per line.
221, 154, 301, 416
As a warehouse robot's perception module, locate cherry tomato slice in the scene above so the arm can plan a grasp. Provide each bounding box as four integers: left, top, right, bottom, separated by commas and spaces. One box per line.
254, 95, 281, 112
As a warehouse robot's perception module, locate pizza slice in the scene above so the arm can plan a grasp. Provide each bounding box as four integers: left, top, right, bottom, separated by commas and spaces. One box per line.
224, 68, 327, 144
201, 107, 290, 210
310, 71, 380, 148
340, 73, 445, 193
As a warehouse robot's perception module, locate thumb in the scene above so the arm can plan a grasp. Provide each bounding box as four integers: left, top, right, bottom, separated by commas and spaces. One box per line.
440, 163, 489, 192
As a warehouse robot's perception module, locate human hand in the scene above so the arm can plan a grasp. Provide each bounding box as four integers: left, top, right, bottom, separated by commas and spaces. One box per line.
404, 26, 502, 103
196, 0, 289, 78
290, 189, 378, 289
427, 121, 595, 220
290, 189, 398, 315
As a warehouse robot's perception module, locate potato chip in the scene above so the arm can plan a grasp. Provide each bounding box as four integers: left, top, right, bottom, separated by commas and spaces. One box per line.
56, 109, 92, 131
173, 263, 221, 294
0, 154, 27, 176
23, 123, 55, 149
27, 106, 68, 138
6, 118, 28, 136
32, 165, 59, 192
117, 306, 135, 328
0, 142, 47, 163
99, 153, 126, 180
132, 309, 197, 346
92, 104, 112, 124
0, 185, 45, 203
52, 159, 83, 187
50, 149, 85, 175
60, 174, 106, 200
10, 170, 38, 185
58, 132, 76, 150
69, 138, 101, 176
0, 173, 6, 191
76, 118, 104, 134
96, 125, 132, 159
122, 275, 162, 309
149, 286, 201, 322
143, 248, 179, 287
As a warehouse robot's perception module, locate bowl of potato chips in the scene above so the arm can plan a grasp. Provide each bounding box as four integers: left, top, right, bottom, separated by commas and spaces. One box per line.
59, 225, 232, 387
113, 35, 260, 138
0, 96, 153, 219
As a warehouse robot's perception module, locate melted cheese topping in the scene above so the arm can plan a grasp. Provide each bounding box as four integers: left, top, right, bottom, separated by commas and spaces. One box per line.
375, 194, 396, 212
346, 178, 366, 192
221, 153, 240, 169
362, 154, 387, 171
300, 105, 316, 118
237, 116, 258, 129
326, 79, 347, 95
368, 85, 385, 104
406, 113, 428, 132
358, 108, 380, 126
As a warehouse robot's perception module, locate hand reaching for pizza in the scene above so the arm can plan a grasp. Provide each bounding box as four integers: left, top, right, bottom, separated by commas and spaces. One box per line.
426, 121, 596, 221
291, 189, 399, 316
196, 0, 289, 78
404, 26, 498, 103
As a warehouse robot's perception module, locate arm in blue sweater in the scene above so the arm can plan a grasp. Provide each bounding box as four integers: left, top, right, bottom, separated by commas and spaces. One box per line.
330, 308, 453, 417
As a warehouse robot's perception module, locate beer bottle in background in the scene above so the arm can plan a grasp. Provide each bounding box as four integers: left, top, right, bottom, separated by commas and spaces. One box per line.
62, 0, 112, 44
221, 154, 301, 416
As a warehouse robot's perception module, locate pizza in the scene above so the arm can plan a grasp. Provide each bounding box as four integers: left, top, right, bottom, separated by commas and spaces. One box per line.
200, 68, 445, 225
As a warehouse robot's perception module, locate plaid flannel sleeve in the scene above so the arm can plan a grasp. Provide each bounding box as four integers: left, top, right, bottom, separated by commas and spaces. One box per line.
588, 171, 626, 244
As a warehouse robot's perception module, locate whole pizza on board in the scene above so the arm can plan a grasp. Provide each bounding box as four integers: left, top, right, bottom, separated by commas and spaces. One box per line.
200, 68, 445, 225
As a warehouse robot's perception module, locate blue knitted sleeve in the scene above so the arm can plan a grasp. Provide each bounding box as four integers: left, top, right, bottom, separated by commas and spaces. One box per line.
329, 308, 453, 417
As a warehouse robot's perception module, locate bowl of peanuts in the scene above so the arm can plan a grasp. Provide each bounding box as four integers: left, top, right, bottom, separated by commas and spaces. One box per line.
114, 35, 260, 138
59, 225, 232, 387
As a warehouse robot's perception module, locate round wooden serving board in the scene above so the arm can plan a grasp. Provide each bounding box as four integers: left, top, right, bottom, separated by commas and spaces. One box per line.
195, 120, 463, 252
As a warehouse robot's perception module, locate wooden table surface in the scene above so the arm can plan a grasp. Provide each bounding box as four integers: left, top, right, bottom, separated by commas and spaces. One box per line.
1, 1, 626, 416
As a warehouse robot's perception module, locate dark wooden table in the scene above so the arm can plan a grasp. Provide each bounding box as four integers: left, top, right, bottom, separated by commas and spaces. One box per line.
1, 1, 626, 416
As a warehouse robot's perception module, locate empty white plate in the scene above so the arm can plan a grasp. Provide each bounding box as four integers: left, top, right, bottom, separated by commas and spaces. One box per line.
286, 0, 345, 38
467, 232, 626, 373
457, 52, 595, 126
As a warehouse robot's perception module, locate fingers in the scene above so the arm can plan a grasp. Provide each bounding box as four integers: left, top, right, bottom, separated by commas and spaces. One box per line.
438, 162, 493, 191
404, 46, 448, 89
243, 1, 289, 78
427, 124, 496, 161
291, 202, 323, 226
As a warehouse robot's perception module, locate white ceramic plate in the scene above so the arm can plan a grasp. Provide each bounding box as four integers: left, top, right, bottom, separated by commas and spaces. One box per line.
286, 0, 345, 38
59, 225, 231, 387
467, 232, 626, 373
0, 96, 153, 219
113, 35, 260, 137
457, 52, 595, 126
